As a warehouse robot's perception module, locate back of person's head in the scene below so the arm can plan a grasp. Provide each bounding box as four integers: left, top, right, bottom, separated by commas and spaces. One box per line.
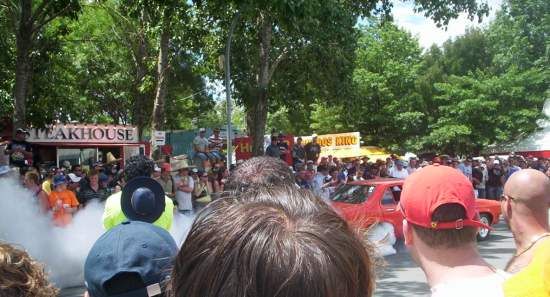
170, 187, 374, 297
410, 204, 478, 247
124, 155, 155, 181
85, 221, 178, 297
400, 165, 489, 249
24, 171, 40, 186
224, 156, 294, 192
502, 169, 550, 230
0, 242, 58, 297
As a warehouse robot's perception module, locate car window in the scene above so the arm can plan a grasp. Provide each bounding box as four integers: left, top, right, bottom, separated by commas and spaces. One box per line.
381, 185, 403, 205
330, 184, 376, 204
381, 189, 395, 205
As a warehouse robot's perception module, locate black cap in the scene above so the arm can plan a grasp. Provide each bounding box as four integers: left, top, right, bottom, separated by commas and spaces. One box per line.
121, 177, 166, 223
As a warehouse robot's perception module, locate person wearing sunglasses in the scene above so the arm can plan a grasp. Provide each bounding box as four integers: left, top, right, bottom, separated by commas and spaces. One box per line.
501, 169, 550, 297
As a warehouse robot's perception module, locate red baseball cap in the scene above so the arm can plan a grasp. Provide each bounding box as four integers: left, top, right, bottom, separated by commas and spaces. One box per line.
399, 164, 490, 230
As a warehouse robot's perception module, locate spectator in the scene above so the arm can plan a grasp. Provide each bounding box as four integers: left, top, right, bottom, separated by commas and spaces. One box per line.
170, 187, 374, 297
174, 163, 194, 214
401, 165, 509, 297
193, 128, 211, 168
152, 164, 162, 180
4, 128, 33, 170
102, 155, 174, 231
156, 163, 175, 199
48, 174, 79, 226
41, 167, 56, 195
0, 136, 8, 166
458, 158, 473, 181
193, 171, 213, 206
208, 127, 225, 162
78, 170, 110, 205
265, 136, 280, 158
487, 160, 505, 200
224, 156, 295, 193
0, 242, 58, 297
84, 221, 177, 297
407, 158, 419, 174
295, 168, 312, 189
292, 136, 306, 168
501, 169, 550, 274
67, 172, 82, 194
324, 167, 343, 194
24, 171, 49, 213
389, 160, 409, 179
472, 159, 487, 198
312, 165, 330, 201
276, 133, 289, 161
71, 164, 83, 178
304, 134, 322, 163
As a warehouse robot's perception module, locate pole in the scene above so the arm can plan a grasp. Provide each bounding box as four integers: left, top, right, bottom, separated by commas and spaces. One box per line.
225, 11, 240, 167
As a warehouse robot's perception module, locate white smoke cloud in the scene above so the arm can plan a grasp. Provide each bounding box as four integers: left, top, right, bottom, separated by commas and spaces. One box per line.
0, 177, 104, 288
0, 176, 196, 289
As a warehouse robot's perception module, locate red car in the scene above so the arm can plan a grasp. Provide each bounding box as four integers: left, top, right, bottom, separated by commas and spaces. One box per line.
330, 178, 501, 241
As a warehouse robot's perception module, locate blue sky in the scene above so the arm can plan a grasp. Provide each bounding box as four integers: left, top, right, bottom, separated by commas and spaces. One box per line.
391, 0, 503, 49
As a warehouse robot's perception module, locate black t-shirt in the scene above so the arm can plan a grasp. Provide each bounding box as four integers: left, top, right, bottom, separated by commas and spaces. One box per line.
6, 140, 32, 167
487, 168, 503, 187
304, 142, 321, 161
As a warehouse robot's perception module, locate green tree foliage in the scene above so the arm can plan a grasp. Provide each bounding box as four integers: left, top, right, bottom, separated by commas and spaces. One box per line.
350, 21, 423, 150
330, 0, 547, 155
197, 0, 489, 156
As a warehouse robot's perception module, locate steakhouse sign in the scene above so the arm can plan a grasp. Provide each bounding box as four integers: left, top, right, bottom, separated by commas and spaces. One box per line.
27, 124, 139, 144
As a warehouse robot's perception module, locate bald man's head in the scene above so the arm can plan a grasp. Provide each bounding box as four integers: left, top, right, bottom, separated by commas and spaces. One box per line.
503, 169, 550, 228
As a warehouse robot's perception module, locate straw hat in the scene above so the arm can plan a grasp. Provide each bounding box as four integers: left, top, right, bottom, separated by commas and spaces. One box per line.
170, 155, 194, 171
106, 152, 122, 164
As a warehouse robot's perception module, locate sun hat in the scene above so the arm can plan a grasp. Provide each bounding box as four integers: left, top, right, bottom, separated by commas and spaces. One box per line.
67, 173, 82, 183
399, 164, 490, 230
84, 220, 177, 297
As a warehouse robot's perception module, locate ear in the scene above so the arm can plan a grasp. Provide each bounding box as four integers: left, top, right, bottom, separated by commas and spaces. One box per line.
403, 219, 413, 246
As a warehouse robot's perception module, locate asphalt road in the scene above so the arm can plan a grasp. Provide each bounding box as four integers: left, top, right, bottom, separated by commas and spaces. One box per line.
60, 220, 514, 297
374, 220, 515, 297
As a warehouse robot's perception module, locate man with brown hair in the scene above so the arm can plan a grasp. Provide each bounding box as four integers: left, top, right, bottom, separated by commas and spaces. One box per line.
224, 156, 295, 193
400, 164, 508, 297
170, 186, 374, 297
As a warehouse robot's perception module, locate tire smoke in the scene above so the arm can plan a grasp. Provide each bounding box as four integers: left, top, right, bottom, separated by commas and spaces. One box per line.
0, 176, 196, 289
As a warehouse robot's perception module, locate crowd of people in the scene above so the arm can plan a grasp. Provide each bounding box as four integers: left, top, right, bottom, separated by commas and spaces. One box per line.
0, 154, 549, 297
1, 127, 550, 297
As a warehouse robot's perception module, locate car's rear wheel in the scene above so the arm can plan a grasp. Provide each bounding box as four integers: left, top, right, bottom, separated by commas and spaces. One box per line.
477, 214, 491, 241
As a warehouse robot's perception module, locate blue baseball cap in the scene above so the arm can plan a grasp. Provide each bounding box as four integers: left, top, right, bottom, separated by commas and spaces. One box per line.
84, 221, 178, 297
53, 174, 67, 187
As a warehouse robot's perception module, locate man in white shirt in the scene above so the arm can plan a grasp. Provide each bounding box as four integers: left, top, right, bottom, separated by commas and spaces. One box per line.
389, 160, 409, 179
400, 164, 508, 297
311, 165, 330, 202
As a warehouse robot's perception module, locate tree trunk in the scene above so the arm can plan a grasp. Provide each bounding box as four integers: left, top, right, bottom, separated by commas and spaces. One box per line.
132, 13, 149, 141
248, 14, 272, 156
151, 7, 171, 133
13, 0, 33, 132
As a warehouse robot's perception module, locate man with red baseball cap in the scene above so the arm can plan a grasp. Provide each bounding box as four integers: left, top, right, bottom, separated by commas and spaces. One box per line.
400, 164, 508, 297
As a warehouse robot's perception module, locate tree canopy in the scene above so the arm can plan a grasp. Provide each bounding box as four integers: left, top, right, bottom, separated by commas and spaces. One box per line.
0, 0, 546, 155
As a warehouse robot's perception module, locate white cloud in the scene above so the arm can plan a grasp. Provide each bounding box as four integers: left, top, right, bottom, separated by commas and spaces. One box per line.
392, 0, 503, 49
